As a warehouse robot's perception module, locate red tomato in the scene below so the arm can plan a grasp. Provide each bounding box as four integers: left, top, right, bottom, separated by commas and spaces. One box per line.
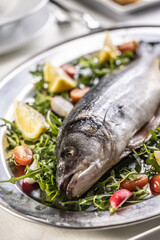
13, 146, 33, 166
150, 188, 160, 196
118, 41, 139, 53
150, 174, 160, 193
120, 174, 148, 192
14, 165, 25, 177
61, 64, 78, 78
70, 87, 90, 103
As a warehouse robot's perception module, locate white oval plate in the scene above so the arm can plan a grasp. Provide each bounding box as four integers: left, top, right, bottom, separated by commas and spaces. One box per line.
0, 0, 48, 27
0, 5, 53, 55
0, 26, 160, 229
81, 0, 160, 14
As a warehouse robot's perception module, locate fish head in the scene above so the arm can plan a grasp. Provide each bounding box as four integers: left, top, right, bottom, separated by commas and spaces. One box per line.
56, 118, 113, 197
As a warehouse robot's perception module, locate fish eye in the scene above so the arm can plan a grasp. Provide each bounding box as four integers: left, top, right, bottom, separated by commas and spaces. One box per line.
61, 147, 77, 160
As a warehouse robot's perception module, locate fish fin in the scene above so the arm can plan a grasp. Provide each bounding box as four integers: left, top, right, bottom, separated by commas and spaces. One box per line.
120, 104, 160, 159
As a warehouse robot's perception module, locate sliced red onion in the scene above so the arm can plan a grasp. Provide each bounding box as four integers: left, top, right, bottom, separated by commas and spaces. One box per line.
22, 182, 39, 194
23, 160, 37, 184
110, 189, 132, 213
50, 96, 74, 117
23, 177, 36, 184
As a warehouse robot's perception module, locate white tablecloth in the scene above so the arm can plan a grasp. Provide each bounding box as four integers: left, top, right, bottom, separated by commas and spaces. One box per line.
0, 1, 160, 239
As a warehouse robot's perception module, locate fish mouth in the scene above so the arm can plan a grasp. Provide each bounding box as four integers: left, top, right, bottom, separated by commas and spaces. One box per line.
59, 161, 105, 197
58, 158, 91, 197
59, 170, 83, 196
60, 173, 74, 194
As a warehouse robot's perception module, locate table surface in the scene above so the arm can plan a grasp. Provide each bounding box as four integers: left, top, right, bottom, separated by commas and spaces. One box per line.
0, 1, 160, 239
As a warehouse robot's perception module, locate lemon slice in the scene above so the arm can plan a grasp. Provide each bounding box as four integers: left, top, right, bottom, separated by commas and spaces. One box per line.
99, 31, 118, 63
44, 62, 76, 93
154, 151, 160, 166
14, 100, 49, 139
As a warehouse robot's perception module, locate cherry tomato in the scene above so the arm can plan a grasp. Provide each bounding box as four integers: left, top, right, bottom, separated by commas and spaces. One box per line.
120, 174, 148, 192
61, 64, 78, 78
150, 174, 160, 193
13, 146, 33, 166
118, 41, 139, 53
150, 188, 160, 196
14, 165, 25, 177
70, 87, 90, 103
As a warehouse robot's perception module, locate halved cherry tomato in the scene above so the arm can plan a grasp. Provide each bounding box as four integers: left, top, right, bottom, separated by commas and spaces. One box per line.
150, 174, 160, 193
120, 174, 148, 192
14, 165, 25, 177
13, 146, 33, 166
61, 64, 78, 78
70, 87, 90, 103
118, 41, 139, 53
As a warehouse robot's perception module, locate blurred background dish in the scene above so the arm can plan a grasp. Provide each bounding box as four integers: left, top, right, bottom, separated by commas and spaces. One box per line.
0, 0, 48, 27
81, 0, 160, 14
0, 5, 53, 55
112, 0, 140, 5
50, 0, 102, 31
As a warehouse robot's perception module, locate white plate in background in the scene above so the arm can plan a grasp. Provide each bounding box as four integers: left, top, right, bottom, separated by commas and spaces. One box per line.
87, 0, 160, 14
0, 0, 48, 27
0, 5, 53, 55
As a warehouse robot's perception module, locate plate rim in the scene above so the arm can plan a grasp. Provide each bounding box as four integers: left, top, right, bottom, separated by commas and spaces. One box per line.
1, 25, 160, 229
1, 24, 160, 82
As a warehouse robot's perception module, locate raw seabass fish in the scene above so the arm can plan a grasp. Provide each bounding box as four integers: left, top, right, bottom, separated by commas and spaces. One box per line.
56, 43, 160, 197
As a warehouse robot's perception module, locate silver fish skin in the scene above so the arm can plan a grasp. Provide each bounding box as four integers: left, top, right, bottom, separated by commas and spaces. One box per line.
56, 43, 160, 197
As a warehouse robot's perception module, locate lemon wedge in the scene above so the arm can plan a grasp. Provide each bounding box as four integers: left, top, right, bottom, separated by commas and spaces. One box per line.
99, 31, 118, 63
154, 151, 160, 166
14, 100, 49, 139
44, 62, 76, 93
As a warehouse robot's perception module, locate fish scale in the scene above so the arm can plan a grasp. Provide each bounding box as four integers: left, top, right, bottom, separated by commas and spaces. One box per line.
56, 43, 160, 197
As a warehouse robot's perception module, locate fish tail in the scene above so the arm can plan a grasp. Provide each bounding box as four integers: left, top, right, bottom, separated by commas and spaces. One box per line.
137, 41, 160, 59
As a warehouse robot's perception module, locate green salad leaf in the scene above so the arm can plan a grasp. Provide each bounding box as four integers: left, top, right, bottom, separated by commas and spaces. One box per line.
1, 49, 159, 212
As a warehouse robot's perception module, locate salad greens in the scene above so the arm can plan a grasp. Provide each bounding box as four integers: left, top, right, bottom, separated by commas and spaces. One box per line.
0, 50, 160, 212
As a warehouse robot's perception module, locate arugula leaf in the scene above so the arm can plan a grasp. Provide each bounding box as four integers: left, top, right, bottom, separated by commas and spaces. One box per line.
1, 49, 154, 212
0, 168, 47, 184
46, 111, 61, 135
